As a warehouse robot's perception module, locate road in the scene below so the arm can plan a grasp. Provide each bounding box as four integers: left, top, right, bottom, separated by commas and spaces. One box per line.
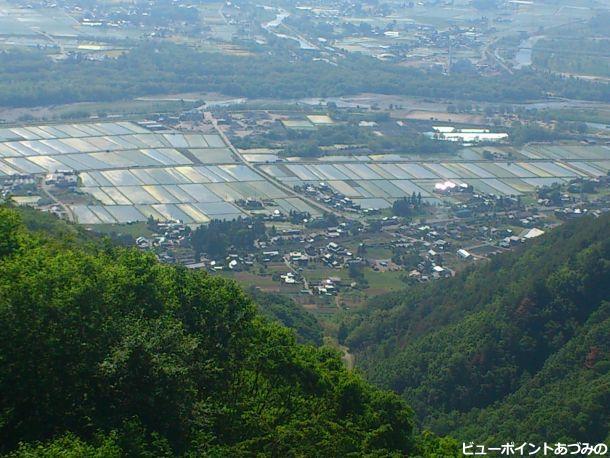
204, 111, 340, 217
483, 35, 514, 75
40, 182, 75, 222
283, 256, 312, 294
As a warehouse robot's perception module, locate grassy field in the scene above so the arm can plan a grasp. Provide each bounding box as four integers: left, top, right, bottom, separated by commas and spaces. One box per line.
363, 269, 406, 295
89, 221, 153, 238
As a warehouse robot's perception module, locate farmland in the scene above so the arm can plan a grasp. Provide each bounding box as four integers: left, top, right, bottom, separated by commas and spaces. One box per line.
256, 144, 610, 210
2, 119, 610, 225
0, 120, 320, 224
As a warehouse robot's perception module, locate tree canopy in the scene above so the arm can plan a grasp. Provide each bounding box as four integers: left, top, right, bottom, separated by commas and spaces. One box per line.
344, 213, 610, 444
1, 43, 609, 108
0, 206, 458, 456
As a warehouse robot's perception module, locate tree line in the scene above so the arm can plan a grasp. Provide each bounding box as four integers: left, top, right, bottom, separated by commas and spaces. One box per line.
1, 42, 610, 108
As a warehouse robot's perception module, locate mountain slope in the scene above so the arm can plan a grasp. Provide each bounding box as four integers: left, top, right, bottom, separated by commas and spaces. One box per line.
0, 207, 458, 457
248, 288, 324, 346
344, 214, 610, 443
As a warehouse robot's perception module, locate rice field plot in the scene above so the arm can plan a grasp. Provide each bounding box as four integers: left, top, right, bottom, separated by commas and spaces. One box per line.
89, 206, 118, 224
135, 205, 166, 221
282, 198, 321, 215
462, 163, 500, 179
358, 181, 391, 198
0, 129, 23, 142
570, 146, 610, 160
193, 202, 244, 219
179, 184, 222, 203
422, 163, 461, 179
329, 164, 360, 180
101, 170, 142, 187
141, 148, 191, 166
488, 162, 534, 179
281, 119, 315, 130
177, 204, 210, 224
0, 161, 19, 175
587, 161, 610, 173
493, 162, 537, 178
4, 142, 39, 156
228, 181, 264, 199
101, 187, 132, 205
163, 185, 196, 204
203, 135, 226, 148
3, 157, 45, 174
174, 166, 212, 184
197, 166, 231, 182
86, 171, 113, 187
352, 184, 374, 198
367, 164, 398, 180
553, 162, 589, 177
344, 163, 384, 180
440, 163, 479, 179
183, 135, 208, 148
374, 179, 411, 198
354, 198, 391, 210
398, 163, 439, 179
105, 205, 147, 223
519, 146, 545, 160
285, 164, 320, 181
150, 204, 194, 223
327, 180, 362, 197
307, 115, 334, 125
247, 180, 289, 199
143, 185, 179, 204
118, 186, 159, 205
219, 165, 264, 181
463, 179, 504, 195
188, 148, 235, 164
27, 155, 66, 172
71, 205, 102, 224
259, 164, 289, 178
367, 163, 399, 180
206, 182, 246, 201
162, 134, 190, 149
273, 198, 321, 216
391, 180, 430, 196
310, 164, 351, 181
0, 144, 19, 157
566, 161, 608, 176
516, 162, 555, 178
531, 161, 579, 177
481, 179, 522, 196
501, 179, 536, 193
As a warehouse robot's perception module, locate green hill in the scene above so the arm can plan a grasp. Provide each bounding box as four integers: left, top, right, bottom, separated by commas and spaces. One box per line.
344, 214, 610, 444
0, 207, 458, 457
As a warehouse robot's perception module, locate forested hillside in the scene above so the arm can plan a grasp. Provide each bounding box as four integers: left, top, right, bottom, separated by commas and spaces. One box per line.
0, 206, 458, 457
344, 214, 610, 443
247, 288, 324, 346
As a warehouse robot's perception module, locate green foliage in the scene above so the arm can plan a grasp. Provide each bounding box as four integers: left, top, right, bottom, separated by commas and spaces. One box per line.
7, 433, 121, 458
345, 214, 610, 443
248, 288, 323, 345
0, 207, 23, 257
191, 216, 267, 260
534, 38, 610, 78
0, 206, 456, 456
274, 124, 454, 157
392, 193, 423, 217
0, 43, 609, 108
